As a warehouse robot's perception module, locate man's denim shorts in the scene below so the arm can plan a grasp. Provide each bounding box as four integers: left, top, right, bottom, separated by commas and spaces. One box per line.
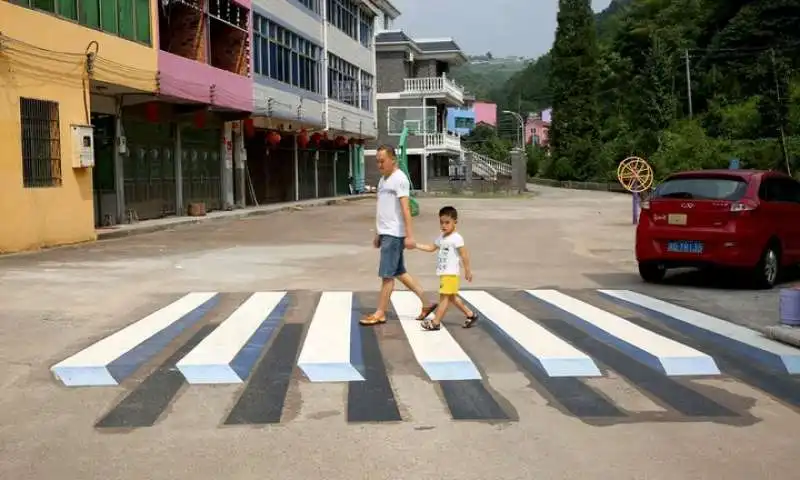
378, 234, 406, 278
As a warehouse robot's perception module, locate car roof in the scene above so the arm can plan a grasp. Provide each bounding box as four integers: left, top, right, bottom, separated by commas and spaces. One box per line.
665, 169, 776, 181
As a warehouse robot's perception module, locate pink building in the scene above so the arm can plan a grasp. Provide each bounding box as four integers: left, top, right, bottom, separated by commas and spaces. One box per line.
525, 109, 551, 147
473, 101, 497, 126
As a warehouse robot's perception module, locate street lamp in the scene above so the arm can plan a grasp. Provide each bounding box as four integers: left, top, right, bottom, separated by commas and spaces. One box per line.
501, 110, 525, 150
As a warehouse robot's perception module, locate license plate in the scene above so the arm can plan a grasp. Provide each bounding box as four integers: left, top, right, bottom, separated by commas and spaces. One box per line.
667, 240, 704, 254
668, 213, 687, 225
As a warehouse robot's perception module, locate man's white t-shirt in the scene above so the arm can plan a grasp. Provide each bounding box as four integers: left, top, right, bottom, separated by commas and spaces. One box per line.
435, 232, 465, 276
376, 169, 411, 237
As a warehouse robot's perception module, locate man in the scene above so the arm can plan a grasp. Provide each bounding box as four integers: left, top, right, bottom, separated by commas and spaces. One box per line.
360, 145, 438, 326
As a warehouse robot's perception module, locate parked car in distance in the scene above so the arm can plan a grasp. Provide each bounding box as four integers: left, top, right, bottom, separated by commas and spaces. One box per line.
635, 169, 800, 288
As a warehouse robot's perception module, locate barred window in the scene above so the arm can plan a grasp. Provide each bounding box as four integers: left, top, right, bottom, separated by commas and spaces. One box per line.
326, 0, 358, 39
358, 7, 374, 47
328, 53, 359, 106
19, 98, 62, 188
295, 0, 318, 13
360, 71, 373, 112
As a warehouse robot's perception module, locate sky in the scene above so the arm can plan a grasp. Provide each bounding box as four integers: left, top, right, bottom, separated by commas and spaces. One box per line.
389, 0, 614, 58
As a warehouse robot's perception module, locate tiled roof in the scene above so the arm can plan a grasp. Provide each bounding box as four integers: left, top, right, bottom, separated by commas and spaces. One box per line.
375, 31, 412, 44
416, 40, 461, 52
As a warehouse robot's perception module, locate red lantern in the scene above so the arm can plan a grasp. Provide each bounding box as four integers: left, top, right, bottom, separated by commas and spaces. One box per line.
335, 136, 347, 148
310, 132, 322, 146
193, 110, 206, 128
266, 131, 281, 146
322, 131, 329, 140
297, 129, 309, 149
243, 118, 255, 138
144, 102, 159, 123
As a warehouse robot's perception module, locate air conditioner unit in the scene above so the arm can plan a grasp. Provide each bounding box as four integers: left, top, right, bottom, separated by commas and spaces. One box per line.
70, 124, 95, 168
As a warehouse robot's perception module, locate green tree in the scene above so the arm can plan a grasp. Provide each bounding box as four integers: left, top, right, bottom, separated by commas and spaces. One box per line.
548, 0, 602, 181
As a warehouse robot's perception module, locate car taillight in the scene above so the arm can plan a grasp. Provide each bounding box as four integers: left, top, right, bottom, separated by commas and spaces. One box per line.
730, 199, 759, 212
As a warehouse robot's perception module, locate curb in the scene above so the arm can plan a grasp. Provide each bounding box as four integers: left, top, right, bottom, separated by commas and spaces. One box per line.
764, 325, 800, 349
96, 194, 375, 241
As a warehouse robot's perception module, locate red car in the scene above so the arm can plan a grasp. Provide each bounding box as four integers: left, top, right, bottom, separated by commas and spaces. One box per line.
636, 169, 800, 288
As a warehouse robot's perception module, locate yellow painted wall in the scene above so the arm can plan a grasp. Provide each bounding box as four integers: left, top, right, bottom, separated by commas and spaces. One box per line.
0, 2, 159, 253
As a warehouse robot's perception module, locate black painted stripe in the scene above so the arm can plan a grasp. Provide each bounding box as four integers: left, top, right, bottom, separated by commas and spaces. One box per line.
439, 380, 510, 421
224, 323, 304, 425
95, 324, 217, 429
508, 291, 738, 418
347, 294, 402, 423
463, 291, 625, 419
606, 298, 800, 410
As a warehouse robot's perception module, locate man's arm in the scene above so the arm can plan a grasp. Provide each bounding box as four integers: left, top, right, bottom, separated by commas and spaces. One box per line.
398, 196, 414, 240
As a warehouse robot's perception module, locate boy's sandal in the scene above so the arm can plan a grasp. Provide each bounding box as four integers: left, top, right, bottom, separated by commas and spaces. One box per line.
359, 313, 386, 325
421, 319, 441, 331
416, 303, 439, 321
463, 314, 479, 329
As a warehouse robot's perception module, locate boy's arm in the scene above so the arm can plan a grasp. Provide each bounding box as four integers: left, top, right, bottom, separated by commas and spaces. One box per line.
415, 242, 439, 253
458, 246, 473, 281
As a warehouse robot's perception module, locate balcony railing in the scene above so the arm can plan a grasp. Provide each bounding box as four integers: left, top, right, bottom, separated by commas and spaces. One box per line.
403, 74, 464, 103
423, 132, 462, 152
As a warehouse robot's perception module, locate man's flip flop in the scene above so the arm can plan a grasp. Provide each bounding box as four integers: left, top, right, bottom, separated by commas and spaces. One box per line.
360, 314, 386, 326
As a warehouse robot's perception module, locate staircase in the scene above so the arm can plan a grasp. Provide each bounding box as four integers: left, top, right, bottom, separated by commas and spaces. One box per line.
464, 149, 512, 181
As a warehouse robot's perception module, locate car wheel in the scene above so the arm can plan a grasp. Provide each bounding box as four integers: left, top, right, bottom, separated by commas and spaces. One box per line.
752, 244, 781, 289
639, 261, 666, 283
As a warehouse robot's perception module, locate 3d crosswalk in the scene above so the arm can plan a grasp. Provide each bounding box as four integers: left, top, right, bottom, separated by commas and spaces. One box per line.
49, 288, 800, 427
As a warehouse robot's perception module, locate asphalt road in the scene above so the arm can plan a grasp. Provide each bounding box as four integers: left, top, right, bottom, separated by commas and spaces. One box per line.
0, 185, 797, 480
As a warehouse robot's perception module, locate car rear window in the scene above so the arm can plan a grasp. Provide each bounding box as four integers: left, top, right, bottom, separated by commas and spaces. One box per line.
653, 176, 748, 201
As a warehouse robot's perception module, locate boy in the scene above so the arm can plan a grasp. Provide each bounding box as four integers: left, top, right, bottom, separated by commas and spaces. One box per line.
414, 206, 479, 331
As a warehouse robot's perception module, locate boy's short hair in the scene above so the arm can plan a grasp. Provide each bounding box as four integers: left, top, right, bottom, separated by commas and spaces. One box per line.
439, 206, 458, 220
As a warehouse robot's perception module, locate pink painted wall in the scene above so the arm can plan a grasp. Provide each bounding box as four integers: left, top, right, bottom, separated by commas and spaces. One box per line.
473, 102, 497, 126
158, 51, 254, 112
525, 117, 550, 147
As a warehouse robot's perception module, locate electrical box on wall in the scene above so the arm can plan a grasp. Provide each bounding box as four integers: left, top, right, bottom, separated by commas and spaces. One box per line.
70, 124, 95, 168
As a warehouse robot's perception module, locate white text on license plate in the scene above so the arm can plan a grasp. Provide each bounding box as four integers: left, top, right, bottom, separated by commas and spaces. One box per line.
668, 213, 687, 225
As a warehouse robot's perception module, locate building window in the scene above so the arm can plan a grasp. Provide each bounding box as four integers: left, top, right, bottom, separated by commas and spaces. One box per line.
11, 0, 151, 45
359, 71, 373, 112
253, 14, 321, 93
455, 117, 475, 129
326, 0, 358, 40
328, 53, 359, 106
358, 7, 373, 47
295, 0, 318, 13
19, 98, 62, 188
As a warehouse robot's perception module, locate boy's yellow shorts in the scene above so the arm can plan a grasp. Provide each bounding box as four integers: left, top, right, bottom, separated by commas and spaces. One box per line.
439, 275, 459, 295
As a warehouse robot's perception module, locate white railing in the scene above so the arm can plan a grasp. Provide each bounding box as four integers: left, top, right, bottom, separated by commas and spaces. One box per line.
403, 74, 464, 102
467, 150, 512, 181
423, 132, 462, 151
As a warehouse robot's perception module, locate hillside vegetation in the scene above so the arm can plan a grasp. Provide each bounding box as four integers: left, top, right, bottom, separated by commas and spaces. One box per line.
455, 0, 800, 182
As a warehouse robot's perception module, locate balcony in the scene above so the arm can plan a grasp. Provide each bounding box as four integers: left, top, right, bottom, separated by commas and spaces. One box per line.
401, 74, 464, 105
423, 132, 462, 154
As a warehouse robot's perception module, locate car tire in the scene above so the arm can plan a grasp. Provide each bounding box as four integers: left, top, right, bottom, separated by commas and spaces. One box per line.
752, 243, 781, 289
639, 262, 666, 283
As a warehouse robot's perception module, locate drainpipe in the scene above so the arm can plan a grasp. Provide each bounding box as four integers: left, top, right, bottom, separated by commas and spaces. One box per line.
322, 0, 330, 132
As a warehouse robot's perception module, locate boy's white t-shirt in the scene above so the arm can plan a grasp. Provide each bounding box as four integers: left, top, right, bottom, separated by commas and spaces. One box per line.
435, 232, 465, 276
376, 169, 411, 237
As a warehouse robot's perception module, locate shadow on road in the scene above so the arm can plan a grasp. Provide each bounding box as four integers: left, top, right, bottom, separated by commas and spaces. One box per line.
587, 266, 800, 292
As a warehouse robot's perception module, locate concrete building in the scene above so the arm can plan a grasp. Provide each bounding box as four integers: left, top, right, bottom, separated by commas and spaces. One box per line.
447, 101, 498, 136
1, 0, 160, 252
0, 0, 399, 254
365, 31, 468, 191
525, 108, 551, 147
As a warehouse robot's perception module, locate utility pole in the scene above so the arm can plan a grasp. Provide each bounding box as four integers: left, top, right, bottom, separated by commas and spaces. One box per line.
770, 48, 792, 175
684, 49, 693, 119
